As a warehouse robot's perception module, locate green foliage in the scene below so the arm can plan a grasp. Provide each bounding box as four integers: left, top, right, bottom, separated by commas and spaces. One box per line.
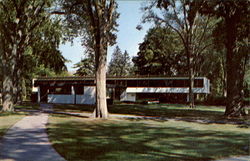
60, 0, 119, 50
0, 0, 68, 104
133, 26, 187, 76
108, 46, 133, 76
74, 53, 95, 76
30, 18, 68, 74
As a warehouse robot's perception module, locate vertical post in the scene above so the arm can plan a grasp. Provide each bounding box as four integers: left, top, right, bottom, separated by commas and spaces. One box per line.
186, 94, 189, 103
37, 86, 40, 103
72, 85, 76, 104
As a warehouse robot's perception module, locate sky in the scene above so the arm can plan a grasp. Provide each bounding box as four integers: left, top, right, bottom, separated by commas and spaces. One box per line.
59, 1, 153, 72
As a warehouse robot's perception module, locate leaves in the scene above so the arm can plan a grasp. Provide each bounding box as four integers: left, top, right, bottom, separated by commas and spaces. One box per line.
133, 26, 187, 76
108, 46, 133, 76
74, 53, 95, 76
0, 0, 67, 105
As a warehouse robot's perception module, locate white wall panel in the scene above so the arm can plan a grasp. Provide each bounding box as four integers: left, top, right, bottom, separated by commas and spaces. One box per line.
48, 95, 74, 104
47, 86, 96, 105
125, 87, 209, 94
120, 91, 136, 102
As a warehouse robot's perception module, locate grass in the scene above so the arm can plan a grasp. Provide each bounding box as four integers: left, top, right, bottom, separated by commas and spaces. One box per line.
0, 112, 26, 138
53, 103, 225, 115
48, 115, 250, 161
53, 103, 250, 123
15, 101, 40, 110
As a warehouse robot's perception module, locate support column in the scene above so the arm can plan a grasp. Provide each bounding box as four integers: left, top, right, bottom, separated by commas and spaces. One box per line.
71, 86, 76, 104
186, 94, 189, 102
37, 86, 40, 103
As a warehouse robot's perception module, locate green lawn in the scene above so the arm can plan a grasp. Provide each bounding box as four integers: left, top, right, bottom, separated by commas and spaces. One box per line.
0, 112, 26, 138
48, 115, 250, 161
15, 102, 40, 110
53, 103, 250, 123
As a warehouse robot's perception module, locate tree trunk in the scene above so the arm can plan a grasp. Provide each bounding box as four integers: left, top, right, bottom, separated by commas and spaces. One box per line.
220, 56, 227, 97
224, 16, 245, 117
189, 67, 195, 108
225, 64, 245, 117
13, 63, 23, 104
1, 58, 15, 112
1, 36, 19, 112
187, 43, 195, 108
93, 40, 108, 118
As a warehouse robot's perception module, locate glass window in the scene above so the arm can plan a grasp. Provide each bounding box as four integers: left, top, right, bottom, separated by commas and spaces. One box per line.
75, 86, 84, 95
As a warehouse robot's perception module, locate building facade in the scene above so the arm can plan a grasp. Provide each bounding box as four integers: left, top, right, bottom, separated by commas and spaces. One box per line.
32, 76, 210, 104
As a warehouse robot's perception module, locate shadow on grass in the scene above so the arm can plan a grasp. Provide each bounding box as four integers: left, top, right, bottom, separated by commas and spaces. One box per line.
0, 111, 28, 117
53, 104, 224, 117
0, 101, 40, 111
0, 112, 28, 138
48, 119, 250, 161
111, 104, 223, 117
53, 104, 94, 113
15, 102, 40, 110
52, 103, 250, 124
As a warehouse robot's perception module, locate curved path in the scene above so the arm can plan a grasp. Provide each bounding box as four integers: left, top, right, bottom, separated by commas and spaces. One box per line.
216, 156, 250, 161
0, 112, 65, 161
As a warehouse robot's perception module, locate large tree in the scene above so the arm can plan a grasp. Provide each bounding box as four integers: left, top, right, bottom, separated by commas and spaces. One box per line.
108, 46, 132, 76
133, 26, 187, 76
200, 0, 250, 117
74, 53, 95, 76
142, 0, 214, 108
0, 0, 54, 112
60, 0, 119, 118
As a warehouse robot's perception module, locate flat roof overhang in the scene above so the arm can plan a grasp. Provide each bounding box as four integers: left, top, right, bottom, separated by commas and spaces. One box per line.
34, 76, 207, 81
34, 81, 117, 88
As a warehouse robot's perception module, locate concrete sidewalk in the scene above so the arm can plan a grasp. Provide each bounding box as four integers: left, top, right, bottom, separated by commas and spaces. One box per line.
0, 112, 65, 161
216, 156, 250, 161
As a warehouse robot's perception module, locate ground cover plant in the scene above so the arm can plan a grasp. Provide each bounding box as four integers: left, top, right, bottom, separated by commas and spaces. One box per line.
48, 115, 250, 161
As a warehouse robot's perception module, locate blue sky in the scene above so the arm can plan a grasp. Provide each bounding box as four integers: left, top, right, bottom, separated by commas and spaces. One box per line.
59, 1, 153, 71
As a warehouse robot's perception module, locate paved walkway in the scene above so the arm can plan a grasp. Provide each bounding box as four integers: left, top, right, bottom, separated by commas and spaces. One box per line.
216, 156, 250, 161
0, 112, 65, 161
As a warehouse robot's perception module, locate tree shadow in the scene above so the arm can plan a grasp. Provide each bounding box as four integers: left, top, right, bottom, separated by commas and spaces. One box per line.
48, 119, 250, 161
52, 103, 250, 125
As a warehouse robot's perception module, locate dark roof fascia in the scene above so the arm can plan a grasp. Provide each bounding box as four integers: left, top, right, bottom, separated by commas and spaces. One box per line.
34, 76, 207, 81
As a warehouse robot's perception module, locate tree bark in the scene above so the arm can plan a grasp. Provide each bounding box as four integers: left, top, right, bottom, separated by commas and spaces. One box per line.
94, 60, 108, 118
187, 42, 195, 108
13, 56, 23, 104
189, 67, 195, 108
221, 58, 227, 97
2, 69, 14, 112
224, 16, 245, 117
1, 49, 16, 112
93, 38, 108, 118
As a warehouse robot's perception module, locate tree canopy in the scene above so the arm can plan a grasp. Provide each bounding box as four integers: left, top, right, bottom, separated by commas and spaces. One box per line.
108, 46, 132, 76
74, 53, 95, 76
133, 26, 187, 76
0, 0, 67, 111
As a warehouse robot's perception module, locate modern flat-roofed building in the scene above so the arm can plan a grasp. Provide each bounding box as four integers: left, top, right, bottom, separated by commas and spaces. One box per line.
32, 76, 210, 104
